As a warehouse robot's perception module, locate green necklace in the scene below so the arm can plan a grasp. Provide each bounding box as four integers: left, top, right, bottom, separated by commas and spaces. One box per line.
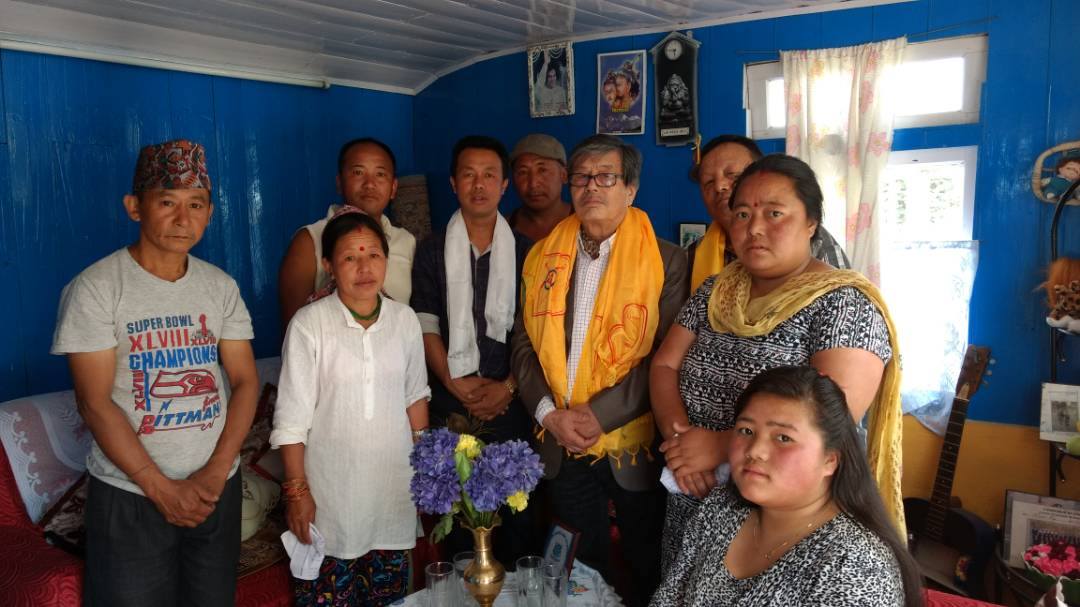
348, 296, 382, 322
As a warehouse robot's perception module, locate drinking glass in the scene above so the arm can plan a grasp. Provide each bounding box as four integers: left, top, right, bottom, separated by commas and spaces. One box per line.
425, 561, 460, 607
453, 550, 479, 607
515, 555, 544, 607
541, 563, 568, 607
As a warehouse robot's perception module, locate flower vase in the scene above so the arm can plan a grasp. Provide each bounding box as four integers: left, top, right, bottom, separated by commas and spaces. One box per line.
463, 525, 504, 607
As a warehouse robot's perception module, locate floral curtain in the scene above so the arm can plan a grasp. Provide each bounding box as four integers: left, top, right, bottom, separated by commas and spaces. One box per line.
881, 241, 979, 433
783, 37, 906, 285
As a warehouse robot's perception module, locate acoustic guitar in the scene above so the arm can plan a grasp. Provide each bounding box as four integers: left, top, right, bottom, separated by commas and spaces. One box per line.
903, 344, 996, 599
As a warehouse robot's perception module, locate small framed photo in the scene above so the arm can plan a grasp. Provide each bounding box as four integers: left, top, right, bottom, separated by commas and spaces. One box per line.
1003, 490, 1080, 568
543, 521, 581, 575
528, 41, 574, 118
679, 222, 707, 248
1041, 382, 1080, 442
597, 50, 646, 135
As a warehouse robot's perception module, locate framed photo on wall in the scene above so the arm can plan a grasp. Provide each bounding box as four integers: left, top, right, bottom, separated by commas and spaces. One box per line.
1040, 382, 1080, 442
543, 521, 581, 575
597, 50, 646, 135
679, 222, 707, 248
528, 41, 575, 118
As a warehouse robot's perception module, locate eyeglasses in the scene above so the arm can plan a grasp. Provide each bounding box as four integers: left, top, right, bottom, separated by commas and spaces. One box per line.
568, 172, 622, 188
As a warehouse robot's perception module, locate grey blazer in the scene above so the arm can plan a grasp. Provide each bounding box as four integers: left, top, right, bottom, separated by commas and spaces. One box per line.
510, 238, 689, 491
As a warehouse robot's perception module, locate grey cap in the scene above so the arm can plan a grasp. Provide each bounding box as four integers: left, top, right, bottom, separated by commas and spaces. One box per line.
510, 134, 566, 166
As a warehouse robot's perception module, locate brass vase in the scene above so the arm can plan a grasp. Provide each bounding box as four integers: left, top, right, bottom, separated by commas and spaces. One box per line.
463, 525, 504, 607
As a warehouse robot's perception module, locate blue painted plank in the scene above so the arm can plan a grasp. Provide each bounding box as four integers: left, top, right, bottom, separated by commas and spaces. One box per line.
872, 1, 930, 40
0, 143, 23, 401
821, 7, 877, 47
0, 53, 6, 144
773, 13, 823, 52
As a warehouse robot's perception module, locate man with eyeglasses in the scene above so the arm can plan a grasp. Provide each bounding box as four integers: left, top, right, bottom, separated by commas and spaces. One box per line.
512, 134, 687, 606
687, 135, 850, 292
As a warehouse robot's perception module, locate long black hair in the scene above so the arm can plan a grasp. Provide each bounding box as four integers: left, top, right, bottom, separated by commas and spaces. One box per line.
732, 366, 924, 607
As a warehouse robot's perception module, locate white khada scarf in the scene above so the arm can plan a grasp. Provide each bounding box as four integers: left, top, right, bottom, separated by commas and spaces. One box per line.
444, 209, 516, 378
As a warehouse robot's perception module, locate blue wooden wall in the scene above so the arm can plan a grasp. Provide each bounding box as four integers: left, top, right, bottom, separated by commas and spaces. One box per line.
0, 49, 414, 401
414, 0, 1080, 425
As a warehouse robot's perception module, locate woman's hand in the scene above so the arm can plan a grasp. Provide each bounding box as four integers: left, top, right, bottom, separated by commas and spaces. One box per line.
674, 469, 718, 499
287, 493, 317, 544
660, 421, 728, 476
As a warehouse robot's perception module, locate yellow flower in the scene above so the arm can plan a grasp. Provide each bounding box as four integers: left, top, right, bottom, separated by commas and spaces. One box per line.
456, 434, 481, 459
506, 491, 529, 512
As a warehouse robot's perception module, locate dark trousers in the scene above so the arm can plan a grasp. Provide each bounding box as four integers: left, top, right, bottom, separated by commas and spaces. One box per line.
84, 472, 242, 607
548, 456, 665, 607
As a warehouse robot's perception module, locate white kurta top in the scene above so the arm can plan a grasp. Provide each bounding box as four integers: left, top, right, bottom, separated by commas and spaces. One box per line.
271, 294, 431, 559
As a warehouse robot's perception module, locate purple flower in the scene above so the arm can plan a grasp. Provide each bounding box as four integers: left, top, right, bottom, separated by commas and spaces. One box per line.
464, 440, 544, 512
409, 428, 461, 514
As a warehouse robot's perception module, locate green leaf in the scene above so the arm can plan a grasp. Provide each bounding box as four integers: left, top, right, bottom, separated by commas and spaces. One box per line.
431, 512, 455, 544
455, 451, 473, 484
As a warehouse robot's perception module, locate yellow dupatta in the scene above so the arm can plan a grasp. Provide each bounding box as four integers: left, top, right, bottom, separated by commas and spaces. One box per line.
690, 222, 726, 292
707, 262, 906, 537
521, 208, 664, 463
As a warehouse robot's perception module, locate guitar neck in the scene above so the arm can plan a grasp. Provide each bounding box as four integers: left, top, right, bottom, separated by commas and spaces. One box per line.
925, 396, 971, 541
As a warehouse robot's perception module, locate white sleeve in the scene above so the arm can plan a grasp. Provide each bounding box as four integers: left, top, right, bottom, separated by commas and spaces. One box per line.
403, 311, 432, 407
270, 317, 319, 448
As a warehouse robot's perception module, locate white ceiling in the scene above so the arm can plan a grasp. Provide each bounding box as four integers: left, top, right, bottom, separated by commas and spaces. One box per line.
0, 0, 910, 94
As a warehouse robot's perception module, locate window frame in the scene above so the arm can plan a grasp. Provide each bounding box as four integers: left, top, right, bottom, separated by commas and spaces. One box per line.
744, 35, 988, 140
881, 145, 978, 242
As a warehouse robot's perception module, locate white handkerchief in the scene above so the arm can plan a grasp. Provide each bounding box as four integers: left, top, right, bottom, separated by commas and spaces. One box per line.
281, 523, 326, 580
659, 464, 731, 495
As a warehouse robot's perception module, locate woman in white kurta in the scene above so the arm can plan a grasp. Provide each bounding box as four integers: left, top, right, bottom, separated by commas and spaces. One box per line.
271, 208, 430, 606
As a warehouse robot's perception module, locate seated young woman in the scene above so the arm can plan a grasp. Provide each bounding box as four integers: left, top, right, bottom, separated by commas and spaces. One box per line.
650, 366, 922, 607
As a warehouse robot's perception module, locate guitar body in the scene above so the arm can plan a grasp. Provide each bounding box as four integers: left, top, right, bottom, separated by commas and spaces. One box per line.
902, 345, 996, 599
904, 497, 996, 598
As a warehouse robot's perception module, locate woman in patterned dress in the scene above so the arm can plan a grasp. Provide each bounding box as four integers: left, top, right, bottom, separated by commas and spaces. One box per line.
650, 154, 904, 574
650, 366, 921, 606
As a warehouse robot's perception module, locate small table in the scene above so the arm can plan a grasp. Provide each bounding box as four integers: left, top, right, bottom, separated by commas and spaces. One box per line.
402, 559, 622, 606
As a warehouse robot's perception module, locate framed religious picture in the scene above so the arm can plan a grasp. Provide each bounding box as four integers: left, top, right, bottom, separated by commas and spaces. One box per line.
528, 41, 575, 118
651, 31, 701, 146
597, 50, 646, 135
679, 222, 707, 248
543, 521, 581, 575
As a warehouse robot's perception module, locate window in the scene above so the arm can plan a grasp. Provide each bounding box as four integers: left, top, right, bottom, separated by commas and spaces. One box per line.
745, 35, 987, 139
878, 146, 979, 430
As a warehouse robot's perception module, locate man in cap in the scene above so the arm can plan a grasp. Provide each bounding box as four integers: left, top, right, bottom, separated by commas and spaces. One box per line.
687, 135, 850, 292
52, 139, 258, 606
509, 134, 572, 242
278, 137, 416, 329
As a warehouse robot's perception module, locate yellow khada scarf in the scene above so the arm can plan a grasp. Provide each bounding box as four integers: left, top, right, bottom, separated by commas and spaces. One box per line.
521, 208, 664, 465
707, 262, 906, 538
690, 222, 726, 292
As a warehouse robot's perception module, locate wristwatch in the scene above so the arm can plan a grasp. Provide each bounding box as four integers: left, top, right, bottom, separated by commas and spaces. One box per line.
411, 428, 429, 440
505, 378, 518, 397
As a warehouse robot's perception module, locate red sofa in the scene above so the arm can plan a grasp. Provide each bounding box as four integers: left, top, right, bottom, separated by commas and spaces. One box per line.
0, 442, 292, 607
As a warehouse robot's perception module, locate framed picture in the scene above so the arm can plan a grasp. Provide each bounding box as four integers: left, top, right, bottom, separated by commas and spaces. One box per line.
1003, 490, 1080, 568
651, 31, 701, 147
543, 521, 581, 575
1040, 382, 1080, 442
529, 41, 574, 118
597, 50, 646, 135
679, 222, 707, 249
